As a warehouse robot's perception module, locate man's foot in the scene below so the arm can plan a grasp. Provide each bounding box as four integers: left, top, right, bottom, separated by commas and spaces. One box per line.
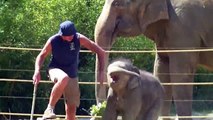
42, 108, 56, 119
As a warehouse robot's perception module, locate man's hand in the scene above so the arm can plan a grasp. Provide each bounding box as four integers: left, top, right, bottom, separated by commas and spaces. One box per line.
32, 71, 41, 85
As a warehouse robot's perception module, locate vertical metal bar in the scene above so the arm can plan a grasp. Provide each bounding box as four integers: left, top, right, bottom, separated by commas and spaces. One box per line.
30, 85, 37, 120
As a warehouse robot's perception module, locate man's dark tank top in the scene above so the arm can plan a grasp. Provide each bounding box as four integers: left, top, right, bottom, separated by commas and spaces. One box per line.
48, 33, 80, 78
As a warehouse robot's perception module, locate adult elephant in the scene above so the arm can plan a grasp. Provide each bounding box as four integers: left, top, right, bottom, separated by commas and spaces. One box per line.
94, 0, 213, 120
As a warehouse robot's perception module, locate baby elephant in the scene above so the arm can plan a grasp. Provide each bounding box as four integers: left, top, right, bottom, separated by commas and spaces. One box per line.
102, 59, 164, 120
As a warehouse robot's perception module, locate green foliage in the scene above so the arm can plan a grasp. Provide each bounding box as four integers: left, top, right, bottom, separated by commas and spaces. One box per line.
193, 67, 213, 111
111, 36, 155, 72
0, 0, 104, 47
90, 101, 106, 116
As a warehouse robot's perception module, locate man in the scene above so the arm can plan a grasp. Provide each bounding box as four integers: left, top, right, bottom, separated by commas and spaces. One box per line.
32, 20, 105, 120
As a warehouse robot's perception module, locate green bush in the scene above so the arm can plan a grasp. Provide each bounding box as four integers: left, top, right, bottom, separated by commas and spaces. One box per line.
90, 101, 107, 118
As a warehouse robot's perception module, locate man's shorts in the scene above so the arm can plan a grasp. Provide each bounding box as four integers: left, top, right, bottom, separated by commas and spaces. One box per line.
48, 68, 80, 107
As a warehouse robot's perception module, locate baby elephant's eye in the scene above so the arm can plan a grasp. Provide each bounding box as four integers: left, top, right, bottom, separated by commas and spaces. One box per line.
111, 75, 119, 82
112, 1, 125, 8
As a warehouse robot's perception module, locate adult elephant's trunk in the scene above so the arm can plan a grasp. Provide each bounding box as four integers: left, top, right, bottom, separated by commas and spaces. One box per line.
94, 3, 117, 103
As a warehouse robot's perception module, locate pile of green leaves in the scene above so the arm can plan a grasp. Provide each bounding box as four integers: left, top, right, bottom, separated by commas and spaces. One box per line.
90, 101, 106, 119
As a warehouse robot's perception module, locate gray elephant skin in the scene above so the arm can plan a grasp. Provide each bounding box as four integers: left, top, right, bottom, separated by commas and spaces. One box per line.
94, 0, 213, 120
103, 58, 164, 120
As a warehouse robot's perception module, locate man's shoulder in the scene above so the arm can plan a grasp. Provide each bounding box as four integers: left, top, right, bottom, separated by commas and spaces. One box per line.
48, 34, 60, 42
50, 34, 60, 39
76, 32, 81, 39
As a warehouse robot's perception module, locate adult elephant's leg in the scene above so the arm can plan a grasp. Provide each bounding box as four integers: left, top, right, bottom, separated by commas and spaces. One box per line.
153, 53, 172, 120
169, 53, 198, 120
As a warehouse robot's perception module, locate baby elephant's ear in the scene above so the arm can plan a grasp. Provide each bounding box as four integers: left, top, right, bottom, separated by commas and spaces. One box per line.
127, 76, 140, 90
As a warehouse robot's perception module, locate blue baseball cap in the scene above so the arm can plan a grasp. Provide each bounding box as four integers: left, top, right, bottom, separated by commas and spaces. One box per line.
58, 20, 77, 36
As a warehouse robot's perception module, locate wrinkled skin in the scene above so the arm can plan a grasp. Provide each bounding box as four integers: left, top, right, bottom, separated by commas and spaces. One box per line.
102, 58, 164, 120
94, 0, 213, 119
